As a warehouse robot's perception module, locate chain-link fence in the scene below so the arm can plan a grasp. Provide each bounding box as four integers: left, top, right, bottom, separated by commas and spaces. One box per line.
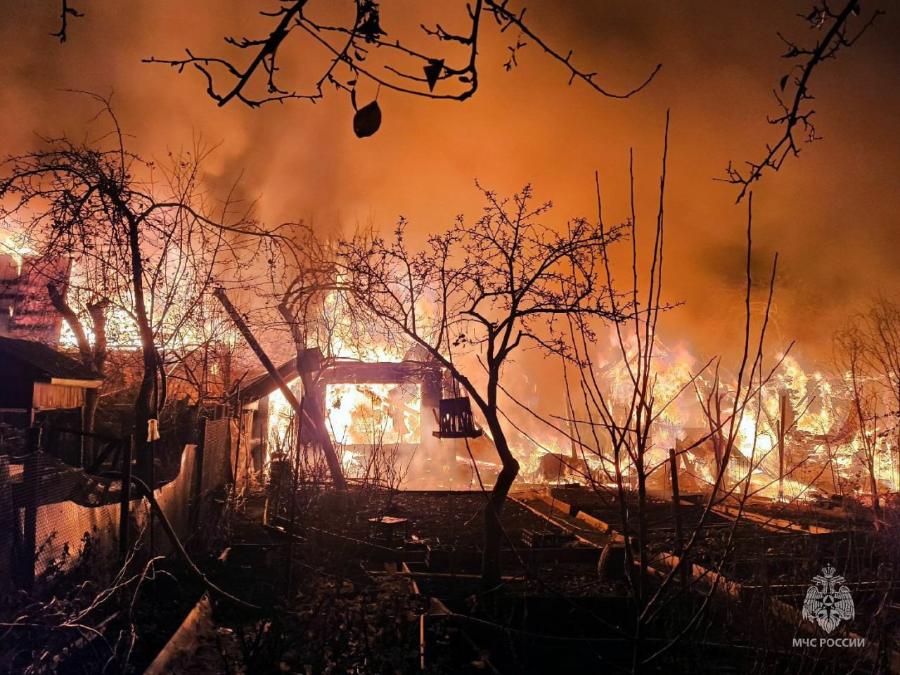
0, 415, 236, 594
199, 417, 235, 495
0, 430, 124, 593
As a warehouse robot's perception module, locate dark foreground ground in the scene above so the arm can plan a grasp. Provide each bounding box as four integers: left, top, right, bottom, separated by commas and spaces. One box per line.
4, 484, 899, 673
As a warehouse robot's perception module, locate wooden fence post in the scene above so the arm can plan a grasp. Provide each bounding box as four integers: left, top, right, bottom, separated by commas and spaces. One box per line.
21, 426, 41, 591
0, 454, 12, 595
669, 448, 687, 588
190, 417, 207, 530
119, 435, 133, 560
777, 392, 787, 502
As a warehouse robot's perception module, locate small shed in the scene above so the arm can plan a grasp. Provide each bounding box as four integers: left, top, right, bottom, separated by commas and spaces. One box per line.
0, 336, 102, 426
237, 352, 452, 485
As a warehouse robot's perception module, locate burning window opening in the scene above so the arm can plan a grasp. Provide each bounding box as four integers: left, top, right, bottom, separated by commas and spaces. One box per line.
325, 382, 422, 446
251, 357, 449, 487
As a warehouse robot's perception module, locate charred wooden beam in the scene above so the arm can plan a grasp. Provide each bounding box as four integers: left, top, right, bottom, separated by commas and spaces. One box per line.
669, 448, 687, 588
213, 288, 347, 490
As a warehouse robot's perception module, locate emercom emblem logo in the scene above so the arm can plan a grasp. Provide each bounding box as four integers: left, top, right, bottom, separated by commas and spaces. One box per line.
802, 565, 855, 634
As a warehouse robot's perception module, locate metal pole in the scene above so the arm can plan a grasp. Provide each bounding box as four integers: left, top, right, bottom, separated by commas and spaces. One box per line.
148, 430, 155, 556
191, 417, 207, 531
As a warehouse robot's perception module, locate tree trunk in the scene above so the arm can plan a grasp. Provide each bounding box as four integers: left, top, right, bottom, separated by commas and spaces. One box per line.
636, 456, 648, 602
276, 301, 348, 490
134, 364, 156, 484
482, 413, 519, 587
125, 210, 158, 486
83, 298, 109, 464
46, 284, 107, 466
82, 387, 100, 465
218, 289, 347, 489
869, 457, 882, 527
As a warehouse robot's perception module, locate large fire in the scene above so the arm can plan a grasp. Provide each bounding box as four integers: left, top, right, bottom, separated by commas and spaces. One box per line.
325, 383, 421, 446
263, 314, 900, 501
512, 335, 898, 504
18, 241, 893, 502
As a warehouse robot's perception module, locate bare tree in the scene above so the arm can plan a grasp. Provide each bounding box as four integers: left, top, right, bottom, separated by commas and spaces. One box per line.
334, 184, 626, 584
50, 0, 83, 42
617, 209, 779, 670
0, 94, 275, 480
835, 318, 887, 525
855, 296, 900, 490
46, 283, 109, 460
499, 116, 785, 668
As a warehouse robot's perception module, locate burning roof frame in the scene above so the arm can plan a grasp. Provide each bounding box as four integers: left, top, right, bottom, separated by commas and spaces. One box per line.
237, 351, 447, 476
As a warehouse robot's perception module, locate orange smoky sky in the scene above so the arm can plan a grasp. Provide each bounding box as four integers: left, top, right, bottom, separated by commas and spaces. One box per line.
1, 1, 898, 369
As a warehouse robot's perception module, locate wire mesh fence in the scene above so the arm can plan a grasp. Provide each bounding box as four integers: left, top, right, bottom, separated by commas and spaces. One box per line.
199, 417, 235, 495
0, 415, 237, 595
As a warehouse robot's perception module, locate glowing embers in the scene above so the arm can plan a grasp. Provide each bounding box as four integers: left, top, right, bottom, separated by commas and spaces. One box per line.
325, 382, 421, 445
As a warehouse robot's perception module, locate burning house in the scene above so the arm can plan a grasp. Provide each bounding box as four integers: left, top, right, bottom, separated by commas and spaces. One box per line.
237, 347, 495, 488
0, 253, 71, 346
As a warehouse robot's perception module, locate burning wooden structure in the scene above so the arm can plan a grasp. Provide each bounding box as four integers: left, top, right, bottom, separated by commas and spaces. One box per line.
0, 254, 70, 346
237, 351, 476, 487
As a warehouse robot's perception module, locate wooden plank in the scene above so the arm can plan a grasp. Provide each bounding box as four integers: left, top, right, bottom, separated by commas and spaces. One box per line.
510, 491, 608, 548
144, 594, 214, 675
712, 503, 832, 535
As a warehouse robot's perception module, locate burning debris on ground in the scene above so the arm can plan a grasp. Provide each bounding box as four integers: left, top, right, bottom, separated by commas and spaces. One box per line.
0, 2, 899, 673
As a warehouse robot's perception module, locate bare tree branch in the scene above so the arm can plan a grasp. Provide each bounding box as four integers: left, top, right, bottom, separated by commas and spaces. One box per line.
724, 0, 882, 202
143, 0, 660, 120
50, 0, 84, 43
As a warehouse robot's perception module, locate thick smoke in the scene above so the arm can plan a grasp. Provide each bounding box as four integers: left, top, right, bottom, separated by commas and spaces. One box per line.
0, 0, 898, 371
